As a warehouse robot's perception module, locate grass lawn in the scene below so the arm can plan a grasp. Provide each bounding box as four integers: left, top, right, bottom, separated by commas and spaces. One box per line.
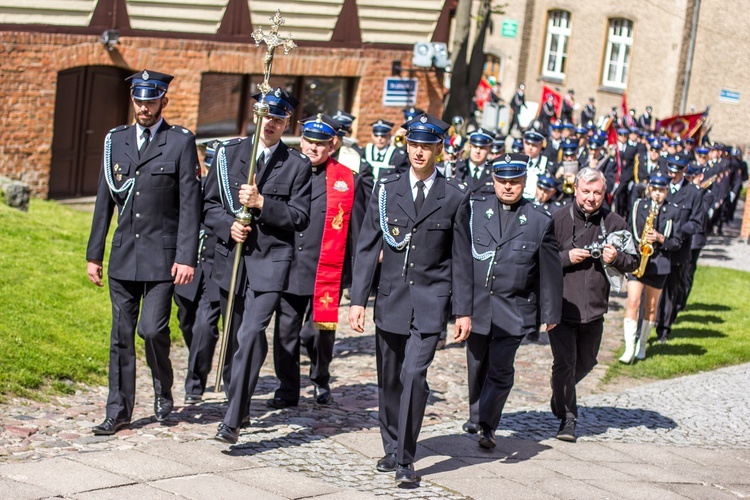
606, 265, 750, 381
0, 199, 182, 401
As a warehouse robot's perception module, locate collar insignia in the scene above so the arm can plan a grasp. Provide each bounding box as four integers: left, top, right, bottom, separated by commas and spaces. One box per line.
519, 214, 527, 225
485, 208, 494, 219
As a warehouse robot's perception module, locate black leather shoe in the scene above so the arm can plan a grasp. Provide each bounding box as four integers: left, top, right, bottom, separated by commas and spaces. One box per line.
184, 394, 202, 405
556, 418, 577, 442
395, 463, 418, 484
478, 426, 496, 449
240, 415, 251, 428
266, 397, 297, 409
154, 394, 173, 421
92, 417, 130, 436
376, 453, 397, 472
462, 421, 480, 434
314, 386, 333, 405
214, 423, 238, 444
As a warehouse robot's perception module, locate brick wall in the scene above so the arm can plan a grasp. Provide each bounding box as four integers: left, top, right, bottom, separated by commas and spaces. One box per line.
0, 32, 444, 197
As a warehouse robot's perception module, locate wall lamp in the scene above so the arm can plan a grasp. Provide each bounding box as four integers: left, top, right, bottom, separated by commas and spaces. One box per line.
100, 29, 120, 52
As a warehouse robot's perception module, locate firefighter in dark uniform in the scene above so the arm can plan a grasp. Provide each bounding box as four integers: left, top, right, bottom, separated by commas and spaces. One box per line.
463, 154, 562, 447
454, 128, 494, 193
86, 70, 202, 435
174, 140, 223, 405
580, 97, 596, 127
349, 113, 473, 484
534, 174, 564, 214
207, 88, 312, 444
269, 114, 364, 409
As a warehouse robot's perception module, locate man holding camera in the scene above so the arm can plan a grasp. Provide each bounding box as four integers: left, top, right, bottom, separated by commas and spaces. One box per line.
549, 168, 637, 441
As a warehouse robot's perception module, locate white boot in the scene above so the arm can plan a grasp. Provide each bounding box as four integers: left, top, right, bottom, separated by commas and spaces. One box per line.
635, 320, 653, 360
619, 318, 639, 363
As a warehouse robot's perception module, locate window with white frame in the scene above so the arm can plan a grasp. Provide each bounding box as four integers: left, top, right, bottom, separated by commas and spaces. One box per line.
542, 10, 571, 80
602, 18, 633, 89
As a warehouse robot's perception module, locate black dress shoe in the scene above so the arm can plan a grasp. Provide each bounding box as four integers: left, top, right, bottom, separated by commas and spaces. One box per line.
478, 426, 496, 449
376, 453, 397, 472
314, 386, 333, 405
92, 417, 130, 436
214, 423, 238, 444
240, 415, 251, 428
462, 421, 480, 434
266, 397, 297, 409
556, 418, 577, 442
184, 394, 203, 405
395, 463, 418, 484
154, 394, 173, 421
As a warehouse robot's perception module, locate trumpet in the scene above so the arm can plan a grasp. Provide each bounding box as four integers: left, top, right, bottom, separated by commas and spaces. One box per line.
394, 134, 406, 148
562, 179, 575, 195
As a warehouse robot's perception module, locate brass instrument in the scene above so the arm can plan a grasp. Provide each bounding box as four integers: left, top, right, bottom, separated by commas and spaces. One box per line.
562, 179, 575, 195
633, 203, 658, 278
394, 133, 406, 148
700, 174, 718, 189
214, 10, 296, 391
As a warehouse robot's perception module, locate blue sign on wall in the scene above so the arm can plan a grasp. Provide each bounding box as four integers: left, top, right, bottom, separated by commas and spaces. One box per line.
383, 78, 418, 107
719, 89, 740, 104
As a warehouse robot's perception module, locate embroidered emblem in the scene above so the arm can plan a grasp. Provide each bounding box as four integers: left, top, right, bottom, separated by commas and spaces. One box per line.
392, 227, 400, 236
274, 88, 282, 98
519, 214, 527, 225
420, 115, 428, 123
142, 70, 150, 80
320, 292, 334, 308
332, 203, 344, 230
333, 179, 349, 192
485, 208, 494, 219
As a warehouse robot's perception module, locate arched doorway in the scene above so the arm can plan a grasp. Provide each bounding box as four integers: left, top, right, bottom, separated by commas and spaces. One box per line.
49, 66, 131, 199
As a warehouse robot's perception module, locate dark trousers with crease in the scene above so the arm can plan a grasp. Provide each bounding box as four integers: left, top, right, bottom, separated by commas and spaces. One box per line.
175, 280, 222, 396
222, 289, 281, 428
273, 293, 335, 403
376, 327, 440, 466
548, 319, 604, 420
465, 332, 491, 425
106, 278, 174, 422
656, 262, 684, 340
478, 333, 524, 430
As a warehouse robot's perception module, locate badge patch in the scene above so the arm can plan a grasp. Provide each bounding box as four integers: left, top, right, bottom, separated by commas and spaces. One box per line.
391, 227, 400, 236
485, 208, 494, 219
333, 179, 349, 192
519, 214, 527, 225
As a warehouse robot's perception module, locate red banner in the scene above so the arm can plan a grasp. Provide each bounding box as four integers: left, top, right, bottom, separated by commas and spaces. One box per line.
540, 86, 562, 116
656, 111, 707, 138
475, 76, 493, 111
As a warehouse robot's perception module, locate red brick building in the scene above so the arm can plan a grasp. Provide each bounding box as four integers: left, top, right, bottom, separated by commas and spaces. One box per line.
0, 0, 453, 198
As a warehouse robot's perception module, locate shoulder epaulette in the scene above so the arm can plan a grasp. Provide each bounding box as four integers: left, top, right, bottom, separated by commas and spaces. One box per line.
469, 194, 487, 201
395, 149, 406, 156
289, 148, 307, 160
170, 125, 194, 135
446, 177, 468, 191
379, 173, 401, 184
220, 137, 244, 148
531, 203, 552, 217
109, 124, 129, 133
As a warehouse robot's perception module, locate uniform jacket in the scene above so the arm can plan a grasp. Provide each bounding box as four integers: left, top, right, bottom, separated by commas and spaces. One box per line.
203, 137, 312, 294
631, 198, 682, 276
350, 171, 473, 335
469, 192, 562, 336
691, 188, 714, 250
553, 204, 638, 323
86, 120, 201, 282
454, 159, 494, 193
666, 178, 704, 265
285, 157, 366, 296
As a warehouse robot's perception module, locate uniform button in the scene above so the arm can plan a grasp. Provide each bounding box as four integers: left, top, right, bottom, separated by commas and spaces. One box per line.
437, 223, 441, 228
201, 257, 206, 261
136, 171, 140, 176
135, 234, 140, 239
135, 213, 140, 218
492, 275, 496, 280
160, 167, 164, 171
522, 245, 527, 249
409, 280, 414, 285
245, 246, 250, 251
496, 246, 500, 250
299, 233, 304, 237
298, 246, 303, 251
411, 245, 416, 250
135, 191, 140, 196
409, 263, 414, 268
489, 291, 494, 295
412, 228, 417, 233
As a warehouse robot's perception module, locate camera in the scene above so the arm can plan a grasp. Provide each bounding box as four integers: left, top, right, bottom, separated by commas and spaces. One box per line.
584, 242, 604, 259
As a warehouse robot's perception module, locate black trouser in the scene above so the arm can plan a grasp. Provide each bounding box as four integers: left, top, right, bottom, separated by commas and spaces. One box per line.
376, 327, 440, 466
273, 293, 336, 403
548, 319, 604, 420
465, 333, 491, 425
656, 263, 684, 340
175, 280, 222, 397
222, 290, 281, 428
682, 249, 702, 310
106, 278, 174, 422
478, 333, 524, 430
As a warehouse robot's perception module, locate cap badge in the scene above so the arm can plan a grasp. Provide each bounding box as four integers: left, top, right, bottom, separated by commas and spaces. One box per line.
505, 154, 511, 163
274, 88, 282, 98
420, 115, 428, 123
485, 208, 494, 219
391, 227, 400, 236
142, 70, 150, 80
519, 214, 527, 225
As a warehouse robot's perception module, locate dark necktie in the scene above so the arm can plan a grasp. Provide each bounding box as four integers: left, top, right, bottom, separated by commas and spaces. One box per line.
376, 150, 384, 162
138, 128, 150, 158
257, 151, 266, 171
415, 180, 425, 214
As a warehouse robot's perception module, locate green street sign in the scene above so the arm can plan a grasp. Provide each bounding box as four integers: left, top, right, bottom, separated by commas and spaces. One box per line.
502, 19, 518, 38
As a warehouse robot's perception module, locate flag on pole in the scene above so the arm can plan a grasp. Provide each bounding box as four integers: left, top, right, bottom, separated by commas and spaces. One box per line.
540, 86, 562, 117
655, 109, 708, 138
475, 76, 493, 111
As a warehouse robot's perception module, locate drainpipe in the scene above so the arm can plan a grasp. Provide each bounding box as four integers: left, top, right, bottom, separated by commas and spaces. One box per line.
680, 0, 701, 114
